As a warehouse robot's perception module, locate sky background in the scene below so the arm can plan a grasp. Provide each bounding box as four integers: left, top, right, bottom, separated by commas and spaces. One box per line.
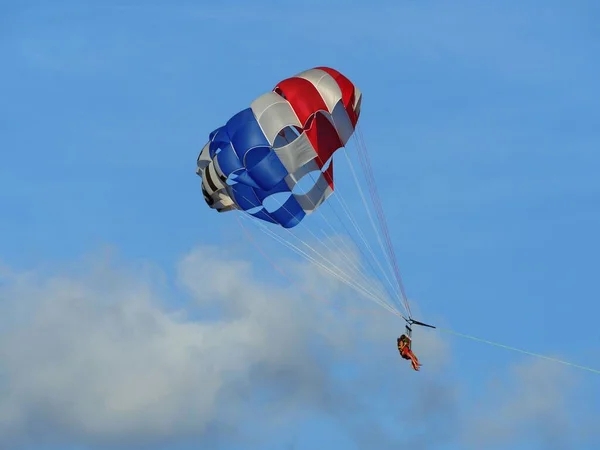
1, 0, 599, 449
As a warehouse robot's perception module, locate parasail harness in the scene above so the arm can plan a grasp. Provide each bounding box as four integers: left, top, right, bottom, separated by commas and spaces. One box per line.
404, 318, 436, 338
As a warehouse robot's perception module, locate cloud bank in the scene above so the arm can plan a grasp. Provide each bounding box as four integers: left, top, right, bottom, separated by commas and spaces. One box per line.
0, 246, 596, 449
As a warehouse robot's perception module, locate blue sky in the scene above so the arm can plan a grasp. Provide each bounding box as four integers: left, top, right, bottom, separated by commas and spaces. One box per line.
1, 1, 599, 449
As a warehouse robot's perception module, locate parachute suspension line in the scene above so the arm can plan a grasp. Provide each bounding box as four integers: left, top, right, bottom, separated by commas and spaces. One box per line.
261, 132, 388, 302
288, 206, 391, 306
236, 196, 395, 312
329, 164, 403, 308
239, 214, 401, 316
277, 133, 391, 306
353, 128, 407, 312
299, 171, 391, 304
307, 147, 405, 307
236, 214, 341, 309
304, 168, 402, 313
280, 224, 397, 313
276, 129, 403, 314
244, 218, 387, 310
341, 146, 408, 316
353, 124, 413, 318
358, 126, 412, 318
237, 214, 397, 318
247, 216, 394, 313
315, 226, 390, 308
340, 146, 400, 299
317, 223, 395, 310
317, 228, 389, 305
236, 189, 387, 304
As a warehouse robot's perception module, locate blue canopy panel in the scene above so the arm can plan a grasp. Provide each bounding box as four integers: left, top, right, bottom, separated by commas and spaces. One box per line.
206, 108, 307, 228
208, 108, 288, 190
229, 172, 306, 228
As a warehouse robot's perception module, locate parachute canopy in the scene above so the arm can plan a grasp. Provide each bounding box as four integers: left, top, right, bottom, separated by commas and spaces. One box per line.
196, 66, 362, 228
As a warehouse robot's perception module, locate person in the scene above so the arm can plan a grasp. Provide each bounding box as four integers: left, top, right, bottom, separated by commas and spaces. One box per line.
397, 334, 421, 371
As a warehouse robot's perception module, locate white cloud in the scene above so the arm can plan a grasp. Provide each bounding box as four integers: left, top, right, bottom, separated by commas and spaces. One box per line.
0, 245, 596, 449
0, 245, 448, 448
463, 358, 598, 450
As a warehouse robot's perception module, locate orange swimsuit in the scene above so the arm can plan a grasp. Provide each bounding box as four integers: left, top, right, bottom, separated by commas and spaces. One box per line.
398, 338, 421, 371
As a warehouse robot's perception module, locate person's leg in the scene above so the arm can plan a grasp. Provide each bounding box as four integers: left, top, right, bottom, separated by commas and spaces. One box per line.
410, 353, 420, 369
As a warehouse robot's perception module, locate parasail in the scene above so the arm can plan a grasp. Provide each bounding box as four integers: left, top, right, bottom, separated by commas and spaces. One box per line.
196, 67, 362, 229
